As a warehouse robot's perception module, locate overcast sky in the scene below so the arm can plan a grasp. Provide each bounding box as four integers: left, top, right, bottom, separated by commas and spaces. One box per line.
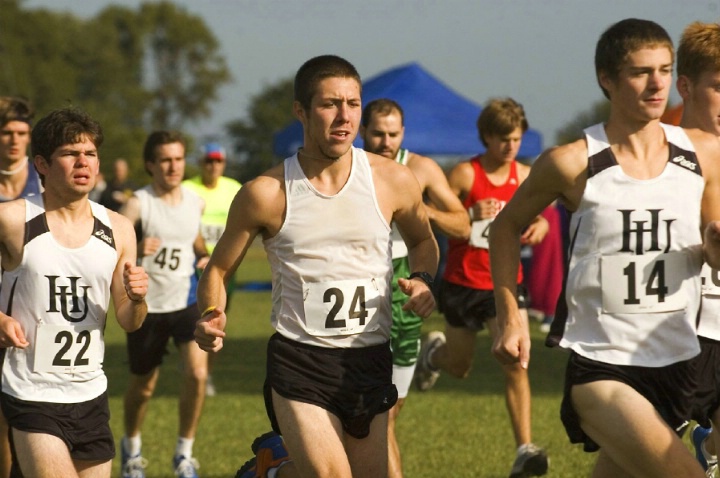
25, 0, 720, 151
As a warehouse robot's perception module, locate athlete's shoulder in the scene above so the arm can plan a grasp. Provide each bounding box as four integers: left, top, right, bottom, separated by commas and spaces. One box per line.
524, 139, 589, 202
369, 150, 417, 188
405, 151, 447, 190
406, 151, 441, 173
540, 138, 588, 170
241, 165, 284, 203
106, 208, 135, 237
685, 127, 720, 179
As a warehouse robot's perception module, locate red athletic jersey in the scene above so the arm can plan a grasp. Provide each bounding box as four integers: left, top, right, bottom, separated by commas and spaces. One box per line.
443, 156, 523, 290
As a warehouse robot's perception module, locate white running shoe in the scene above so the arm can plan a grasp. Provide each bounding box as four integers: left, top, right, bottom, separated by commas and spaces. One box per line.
414, 331, 445, 392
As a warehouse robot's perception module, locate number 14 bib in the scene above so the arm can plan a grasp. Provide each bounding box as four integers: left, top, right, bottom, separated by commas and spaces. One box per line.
601, 251, 689, 313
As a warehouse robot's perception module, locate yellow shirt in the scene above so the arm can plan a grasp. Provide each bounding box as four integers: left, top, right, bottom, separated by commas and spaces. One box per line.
182, 176, 242, 252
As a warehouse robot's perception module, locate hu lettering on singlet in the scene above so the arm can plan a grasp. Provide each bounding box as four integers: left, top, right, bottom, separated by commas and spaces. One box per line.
45, 275, 91, 323
619, 209, 676, 254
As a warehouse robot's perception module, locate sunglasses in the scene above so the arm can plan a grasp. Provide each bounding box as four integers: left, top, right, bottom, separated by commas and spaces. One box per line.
204, 158, 225, 164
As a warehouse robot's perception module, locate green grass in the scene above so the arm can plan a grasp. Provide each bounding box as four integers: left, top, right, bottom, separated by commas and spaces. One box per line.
103, 243, 694, 476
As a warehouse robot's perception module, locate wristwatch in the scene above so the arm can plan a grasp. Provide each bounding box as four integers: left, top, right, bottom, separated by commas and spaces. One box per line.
408, 271, 434, 288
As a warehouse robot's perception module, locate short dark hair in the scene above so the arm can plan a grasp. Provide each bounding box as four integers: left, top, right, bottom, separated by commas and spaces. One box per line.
677, 22, 720, 83
31, 108, 103, 162
595, 18, 674, 99
0, 96, 34, 127
30, 108, 103, 185
361, 98, 404, 128
142, 130, 186, 175
294, 55, 362, 111
476, 98, 528, 147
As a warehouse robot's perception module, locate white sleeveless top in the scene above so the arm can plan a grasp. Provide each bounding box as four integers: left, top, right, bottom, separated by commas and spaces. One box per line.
699, 265, 720, 339
264, 147, 393, 348
0, 196, 116, 402
136, 185, 203, 312
391, 149, 410, 259
557, 123, 703, 367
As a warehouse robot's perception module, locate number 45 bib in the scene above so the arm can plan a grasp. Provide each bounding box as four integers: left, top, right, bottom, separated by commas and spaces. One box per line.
601, 252, 689, 313
34, 323, 102, 374
303, 278, 384, 337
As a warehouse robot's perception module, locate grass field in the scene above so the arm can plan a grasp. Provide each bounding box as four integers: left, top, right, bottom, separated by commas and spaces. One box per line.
102, 244, 694, 477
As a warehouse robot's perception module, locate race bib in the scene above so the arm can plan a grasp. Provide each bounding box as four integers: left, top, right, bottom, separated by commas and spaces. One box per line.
200, 223, 224, 248
145, 243, 190, 274
701, 264, 720, 296
303, 278, 382, 336
469, 218, 493, 249
601, 252, 688, 313
34, 324, 102, 374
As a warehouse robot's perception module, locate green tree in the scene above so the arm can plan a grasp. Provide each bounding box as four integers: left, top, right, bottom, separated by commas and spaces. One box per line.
226, 77, 296, 183
0, 1, 83, 111
138, 1, 231, 130
0, 0, 231, 181
555, 99, 611, 145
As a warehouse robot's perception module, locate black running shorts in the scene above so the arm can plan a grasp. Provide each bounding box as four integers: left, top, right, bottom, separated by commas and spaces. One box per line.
560, 352, 696, 452
126, 304, 200, 375
264, 333, 397, 439
1, 391, 114, 465
439, 280, 528, 331
690, 336, 720, 428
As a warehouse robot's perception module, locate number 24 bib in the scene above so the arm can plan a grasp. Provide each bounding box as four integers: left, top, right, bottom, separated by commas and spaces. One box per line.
303, 278, 383, 336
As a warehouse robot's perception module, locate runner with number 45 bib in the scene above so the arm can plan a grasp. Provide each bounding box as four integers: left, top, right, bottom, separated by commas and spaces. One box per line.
119, 130, 210, 478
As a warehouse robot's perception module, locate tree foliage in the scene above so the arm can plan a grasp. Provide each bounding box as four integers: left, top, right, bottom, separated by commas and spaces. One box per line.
225, 77, 296, 183
0, 0, 230, 181
138, 2, 231, 129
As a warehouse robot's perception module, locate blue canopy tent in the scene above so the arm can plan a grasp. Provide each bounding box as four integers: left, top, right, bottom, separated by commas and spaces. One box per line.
273, 62, 543, 159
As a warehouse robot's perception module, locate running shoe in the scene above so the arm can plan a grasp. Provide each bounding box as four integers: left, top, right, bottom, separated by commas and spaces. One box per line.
509, 443, 549, 478
172, 455, 200, 478
414, 330, 445, 391
120, 439, 147, 478
539, 315, 553, 334
235, 431, 290, 478
235, 457, 257, 478
692, 424, 718, 473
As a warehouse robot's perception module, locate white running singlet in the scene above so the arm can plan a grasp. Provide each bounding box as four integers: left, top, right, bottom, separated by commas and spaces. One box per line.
135, 186, 203, 313
0, 197, 116, 403
699, 265, 720, 339
264, 147, 393, 348
557, 123, 703, 367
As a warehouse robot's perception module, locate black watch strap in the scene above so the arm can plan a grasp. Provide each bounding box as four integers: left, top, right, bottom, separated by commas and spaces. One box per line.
408, 271, 434, 287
